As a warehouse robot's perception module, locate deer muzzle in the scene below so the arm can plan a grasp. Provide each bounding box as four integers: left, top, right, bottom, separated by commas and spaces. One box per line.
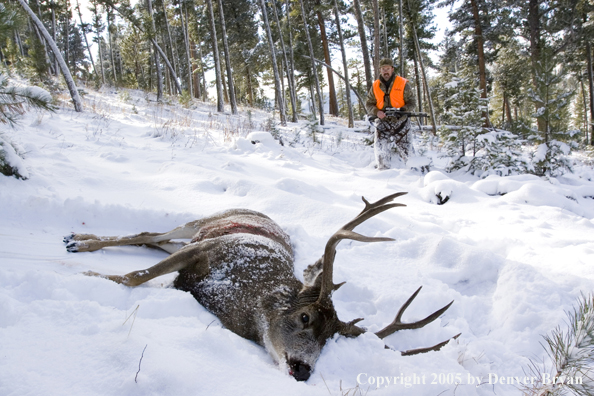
288, 358, 311, 381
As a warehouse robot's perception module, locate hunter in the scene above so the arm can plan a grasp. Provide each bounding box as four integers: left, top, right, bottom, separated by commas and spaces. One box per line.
366, 58, 416, 170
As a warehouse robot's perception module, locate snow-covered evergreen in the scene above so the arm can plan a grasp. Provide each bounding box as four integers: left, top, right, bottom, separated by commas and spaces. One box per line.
438, 74, 528, 176
527, 57, 575, 177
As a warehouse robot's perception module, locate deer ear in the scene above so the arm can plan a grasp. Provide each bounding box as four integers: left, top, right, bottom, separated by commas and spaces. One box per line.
263, 285, 296, 312
303, 258, 323, 286
339, 318, 366, 338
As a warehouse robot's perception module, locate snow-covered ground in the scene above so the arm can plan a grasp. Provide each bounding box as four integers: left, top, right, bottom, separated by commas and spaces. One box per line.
1, 88, 594, 396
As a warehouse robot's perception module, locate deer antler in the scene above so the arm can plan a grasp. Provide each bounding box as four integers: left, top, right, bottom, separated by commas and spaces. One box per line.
375, 286, 454, 339
318, 194, 458, 355
317, 192, 407, 303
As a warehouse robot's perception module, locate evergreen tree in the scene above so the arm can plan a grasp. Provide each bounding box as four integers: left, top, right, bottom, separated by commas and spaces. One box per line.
438, 73, 489, 171
527, 55, 575, 176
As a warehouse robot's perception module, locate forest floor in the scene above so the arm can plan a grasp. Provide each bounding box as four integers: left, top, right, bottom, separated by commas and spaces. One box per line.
1, 87, 594, 396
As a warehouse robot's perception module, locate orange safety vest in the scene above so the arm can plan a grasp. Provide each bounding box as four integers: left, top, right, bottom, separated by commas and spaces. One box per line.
373, 76, 407, 110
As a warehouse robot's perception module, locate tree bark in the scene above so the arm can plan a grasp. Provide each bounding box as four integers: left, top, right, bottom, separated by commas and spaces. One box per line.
352, 0, 372, 90
285, 0, 298, 109
260, 0, 286, 124
107, 10, 117, 85
409, 16, 437, 134
217, 0, 237, 114
205, 0, 224, 111
586, 41, 594, 146
469, 0, 490, 126
161, 0, 178, 78
528, 0, 544, 132
333, 0, 353, 127
371, 0, 380, 76
271, 0, 297, 122
180, 0, 193, 98
399, 0, 404, 77
75, 0, 97, 76
50, 1, 59, 76
146, 0, 163, 100
299, 0, 324, 125
190, 40, 201, 99
18, 0, 83, 112
316, 6, 338, 116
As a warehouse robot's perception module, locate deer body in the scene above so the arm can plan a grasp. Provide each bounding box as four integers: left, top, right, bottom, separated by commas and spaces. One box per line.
66, 194, 456, 381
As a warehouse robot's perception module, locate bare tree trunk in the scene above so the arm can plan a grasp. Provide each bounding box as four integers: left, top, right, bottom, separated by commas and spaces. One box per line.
216, 0, 237, 114
469, 0, 490, 127
205, 0, 224, 111
285, 0, 298, 114
586, 41, 594, 146
75, 0, 97, 76
316, 7, 338, 116
271, 0, 297, 122
146, 0, 163, 100
528, 0, 544, 132
410, 18, 437, 135
381, 7, 388, 58
371, 0, 380, 76
352, 0, 372, 90
190, 40, 201, 99
399, 0, 404, 77
161, 0, 178, 78
259, 0, 286, 124
309, 80, 317, 119
246, 63, 254, 106
505, 94, 512, 126
50, 1, 59, 76
333, 0, 353, 128
199, 43, 207, 101
179, 0, 193, 97
299, 0, 324, 125
107, 11, 117, 85
18, 0, 83, 112
90, 2, 106, 85
64, 14, 71, 73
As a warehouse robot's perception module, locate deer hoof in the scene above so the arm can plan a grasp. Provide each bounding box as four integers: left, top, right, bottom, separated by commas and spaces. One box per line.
63, 233, 75, 243
66, 241, 81, 252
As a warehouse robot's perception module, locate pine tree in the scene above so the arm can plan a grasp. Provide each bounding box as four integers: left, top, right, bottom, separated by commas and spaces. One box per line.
527, 56, 574, 176
0, 73, 54, 178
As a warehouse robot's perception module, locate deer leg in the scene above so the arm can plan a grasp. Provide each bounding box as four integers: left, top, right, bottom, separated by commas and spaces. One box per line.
83, 243, 207, 287
64, 223, 199, 253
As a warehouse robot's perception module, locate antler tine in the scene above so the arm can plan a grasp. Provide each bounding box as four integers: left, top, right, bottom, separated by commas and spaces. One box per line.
317, 193, 407, 303
400, 333, 461, 356
344, 192, 408, 232
361, 192, 408, 213
375, 286, 454, 339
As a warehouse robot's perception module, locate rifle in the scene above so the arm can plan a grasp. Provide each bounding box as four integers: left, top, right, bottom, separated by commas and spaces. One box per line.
367, 108, 429, 123
383, 108, 429, 118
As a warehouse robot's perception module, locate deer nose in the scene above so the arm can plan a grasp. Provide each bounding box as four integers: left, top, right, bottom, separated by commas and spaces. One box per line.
288, 359, 311, 381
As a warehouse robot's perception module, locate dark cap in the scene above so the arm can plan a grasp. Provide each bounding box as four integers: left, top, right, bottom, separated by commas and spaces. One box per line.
379, 58, 394, 67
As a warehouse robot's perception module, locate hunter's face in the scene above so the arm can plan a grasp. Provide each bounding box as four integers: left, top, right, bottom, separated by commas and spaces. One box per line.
380, 65, 394, 80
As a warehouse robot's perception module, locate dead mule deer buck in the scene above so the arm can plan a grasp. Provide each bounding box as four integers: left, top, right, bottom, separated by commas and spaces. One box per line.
65, 192, 457, 381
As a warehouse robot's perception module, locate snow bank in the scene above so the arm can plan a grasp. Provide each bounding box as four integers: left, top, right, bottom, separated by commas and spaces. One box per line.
1, 88, 594, 396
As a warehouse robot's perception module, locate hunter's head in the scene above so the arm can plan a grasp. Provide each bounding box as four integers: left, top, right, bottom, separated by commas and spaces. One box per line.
379, 58, 394, 81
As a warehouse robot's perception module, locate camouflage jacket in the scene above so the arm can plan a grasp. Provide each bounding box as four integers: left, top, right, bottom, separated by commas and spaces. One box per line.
366, 75, 416, 117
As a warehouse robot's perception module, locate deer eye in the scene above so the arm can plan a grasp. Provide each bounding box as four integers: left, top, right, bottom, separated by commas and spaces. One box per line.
300, 313, 309, 324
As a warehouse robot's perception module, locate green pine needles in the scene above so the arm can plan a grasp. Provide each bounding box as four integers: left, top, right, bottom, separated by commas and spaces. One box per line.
524, 294, 594, 396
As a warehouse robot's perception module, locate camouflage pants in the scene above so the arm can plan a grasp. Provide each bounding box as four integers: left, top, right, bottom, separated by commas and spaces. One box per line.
373, 116, 412, 170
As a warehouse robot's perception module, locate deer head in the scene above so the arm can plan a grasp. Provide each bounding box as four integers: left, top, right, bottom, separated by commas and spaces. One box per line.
260, 192, 455, 381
